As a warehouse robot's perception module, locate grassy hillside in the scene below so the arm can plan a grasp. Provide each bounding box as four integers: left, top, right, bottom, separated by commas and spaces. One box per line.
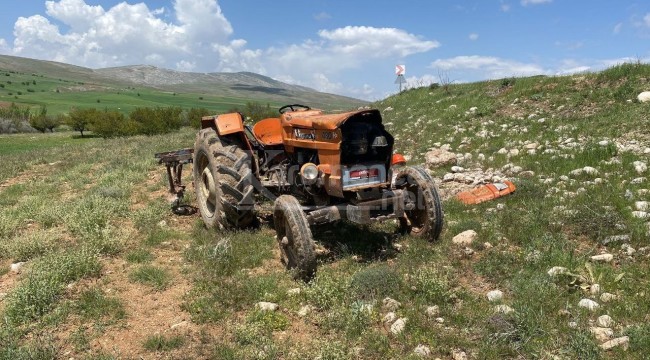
0, 55, 365, 115
0, 64, 649, 359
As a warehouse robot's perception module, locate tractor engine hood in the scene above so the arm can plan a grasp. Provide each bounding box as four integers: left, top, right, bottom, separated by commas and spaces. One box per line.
281, 109, 383, 130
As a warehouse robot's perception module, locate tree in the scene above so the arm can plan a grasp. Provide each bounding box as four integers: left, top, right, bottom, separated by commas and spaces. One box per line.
186, 107, 212, 128
67, 108, 98, 137
92, 110, 126, 138
29, 106, 49, 133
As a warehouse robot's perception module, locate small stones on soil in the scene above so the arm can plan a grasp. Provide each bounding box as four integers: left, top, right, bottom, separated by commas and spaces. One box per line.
547, 266, 569, 277
452, 349, 468, 360
600, 293, 617, 303
435, 317, 445, 324
600, 336, 629, 351
578, 298, 599, 311
426, 305, 440, 317
486, 290, 503, 302
287, 288, 301, 296
298, 305, 313, 317
383, 312, 397, 324
452, 230, 477, 246
390, 318, 407, 334
590, 253, 614, 263
597, 315, 614, 328
383, 297, 402, 311
590, 284, 601, 295
494, 305, 515, 314
10, 262, 25, 274
413, 344, 431, 357
590, 327, 614, 342
255, 302, 279, 312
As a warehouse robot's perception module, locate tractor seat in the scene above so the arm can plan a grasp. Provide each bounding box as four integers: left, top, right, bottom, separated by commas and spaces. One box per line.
252, 117, 283, 146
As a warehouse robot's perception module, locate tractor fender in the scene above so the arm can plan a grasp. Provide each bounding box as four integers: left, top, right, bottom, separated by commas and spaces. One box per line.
201, 112, 245, 136
200, 113, 256, 172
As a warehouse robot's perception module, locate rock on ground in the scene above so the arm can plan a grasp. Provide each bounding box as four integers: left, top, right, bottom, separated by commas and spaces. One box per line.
390, 318, 407, 335
383, 297, 402, 311
452, 230, 477, 246
425, 148, 457, 168
426, 305, 440, 317
578, 298, 599, 311
413, 344, 431, 357
600, 336, 629, 351
590, 253, 614, 262
597, 315, 614, 328
638, 91, 650, 103
487, 290, 503, 302
255, 302, 279, 312
590, 327, 614, 342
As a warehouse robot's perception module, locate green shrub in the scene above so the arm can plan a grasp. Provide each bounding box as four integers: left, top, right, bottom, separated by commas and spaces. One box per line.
349, 265, 403, 301
129, 265, 171, 290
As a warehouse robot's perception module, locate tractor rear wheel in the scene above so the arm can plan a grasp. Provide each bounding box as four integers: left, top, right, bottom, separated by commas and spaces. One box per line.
395, 166, 444, 241
273, 195, 316, 281
193, 128, 256, 229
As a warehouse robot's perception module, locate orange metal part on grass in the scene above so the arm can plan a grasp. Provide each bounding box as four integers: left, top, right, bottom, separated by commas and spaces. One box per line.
456, 180, 517, 205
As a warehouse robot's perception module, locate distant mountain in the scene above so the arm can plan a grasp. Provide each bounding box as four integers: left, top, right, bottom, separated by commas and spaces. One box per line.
0, 55, 365, 110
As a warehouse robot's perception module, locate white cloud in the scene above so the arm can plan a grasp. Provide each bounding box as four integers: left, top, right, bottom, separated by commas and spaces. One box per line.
613, 23, 623, 34
3, 1, 439, 99
314, 12, 331, 21
318, 26, 439, 58
468, 33, 479, 41
0, 38, 8, 52
430, 55, 548, 79
500, 2, 511, 12
644, 13, 650, 27
521, 0, 552, 6
45, 0, 104, 31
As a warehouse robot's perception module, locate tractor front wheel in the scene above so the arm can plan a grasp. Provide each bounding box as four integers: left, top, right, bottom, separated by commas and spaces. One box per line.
273, 195, 316, 281
395, 166, 444, 241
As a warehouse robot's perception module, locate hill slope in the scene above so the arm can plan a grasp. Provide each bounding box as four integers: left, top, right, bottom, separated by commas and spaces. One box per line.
1, 63, 649, 359
0, 55, 365, 114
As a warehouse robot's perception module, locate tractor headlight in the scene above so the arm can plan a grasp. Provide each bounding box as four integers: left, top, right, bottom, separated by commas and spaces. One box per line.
372, 135, 388, 147
300, 163, 319, 185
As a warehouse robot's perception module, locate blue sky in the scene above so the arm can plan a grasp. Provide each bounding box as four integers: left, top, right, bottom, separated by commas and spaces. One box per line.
0, 0, 649, 100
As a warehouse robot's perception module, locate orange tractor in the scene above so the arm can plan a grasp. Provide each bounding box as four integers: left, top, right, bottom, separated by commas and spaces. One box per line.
157, 104, 443, 280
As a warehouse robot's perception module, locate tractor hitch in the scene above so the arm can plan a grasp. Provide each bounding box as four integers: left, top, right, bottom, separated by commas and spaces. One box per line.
154, 148, 196, 215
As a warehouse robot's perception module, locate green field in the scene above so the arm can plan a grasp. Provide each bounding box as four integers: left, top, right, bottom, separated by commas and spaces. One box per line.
0, 70, 287, 115
1, 64, 649, 359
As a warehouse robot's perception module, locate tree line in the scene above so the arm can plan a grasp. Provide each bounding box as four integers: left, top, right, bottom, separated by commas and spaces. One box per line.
0, 101, 279, 137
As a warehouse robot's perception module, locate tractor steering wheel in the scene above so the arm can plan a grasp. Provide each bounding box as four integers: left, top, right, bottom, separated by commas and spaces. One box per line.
279, 104, 311, 114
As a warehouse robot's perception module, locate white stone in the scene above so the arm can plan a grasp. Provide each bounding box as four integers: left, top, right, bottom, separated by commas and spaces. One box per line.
568, 321, 578, 328
452, 349, 468, 360
170, 321, 188, 330
598, 140, 610, 146
157, 220, 168, 228
452, 230, 477, 246
600, 293, 617, 303
255, 302, 279, 312
451, 166, 465, 173
487, 290, 503, 302
578, 298, 599, 311
10, 262, 25, 274
590, 284, 601, 295
469, 106, 478, 113
583, 166, 599, 175
413, 345, 431, 357
590, 327, 614, 342
383, 297, 402, 311
632, 211, 650, 219
497, 148, 508, 155
633, 161, 647, 174
383, 312, 397, 324
287, 288, 301, 296
494, 305, 515, 314
426, 305, 440, 317
597, 315, 614, 328
298, 305, 313, 317
509, 149, 520, 157
600, 336, 629, 351
435, 317, 445, 323
524, 143, 539, 150
547, 266, 569, 277
425, 148, 458, 168
390, 318, 407, 335
635, 201, 650, 211
637, 91, 650, 103
384, 106, 394, 112
590, 254, 614, 263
